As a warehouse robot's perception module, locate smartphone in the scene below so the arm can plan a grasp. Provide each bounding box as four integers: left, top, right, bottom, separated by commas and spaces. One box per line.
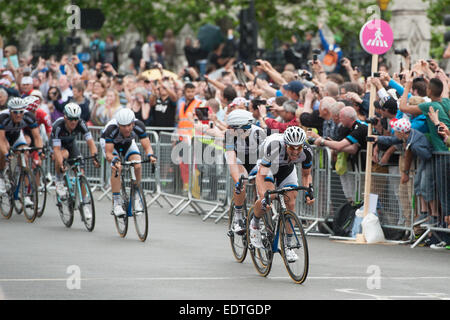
373, 72, 380, 78
195, 107, 209, 121
438, 126, 444, 132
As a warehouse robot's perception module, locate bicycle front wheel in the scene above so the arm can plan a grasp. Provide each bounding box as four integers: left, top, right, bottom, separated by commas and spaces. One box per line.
279, 210, 309, 284
247, 209, 273, 277
20, 168, 38, 223
57, 176, 74, 228
114, 181, 129, 238
34, 166, 47, 218
228, 200, 248, 263
131, 184, 148, 242
78, 175, 95, 232
0, 165, 14, 219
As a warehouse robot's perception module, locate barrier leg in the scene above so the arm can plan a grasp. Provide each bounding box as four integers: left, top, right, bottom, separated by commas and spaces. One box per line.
410, 228, 431, 249
174, 199, 193, 216
168, 198, 187, 214
202, 204, 220, 221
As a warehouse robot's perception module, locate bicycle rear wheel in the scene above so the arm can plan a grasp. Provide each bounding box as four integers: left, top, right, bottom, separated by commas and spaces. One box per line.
78, 175, 95, 232
228, 200, 248, 263
57, 175, 74, 228
131, 184, 148, 242
114, 181, 129, 238
0, 165, 14, 219
20, 168, 38, 223
247, 209, 273, 277
34, 166, 47, 218
279, 210, 309, 284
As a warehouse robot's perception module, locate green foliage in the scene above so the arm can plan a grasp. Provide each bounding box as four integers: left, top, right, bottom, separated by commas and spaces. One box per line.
0, 0, 403, 57
426, 0, 450, 60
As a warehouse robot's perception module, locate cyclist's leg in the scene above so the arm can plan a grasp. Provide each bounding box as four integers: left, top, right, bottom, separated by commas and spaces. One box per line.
253, 165, 275, 220
125, 140, 141, 185
277, 166, 299, 235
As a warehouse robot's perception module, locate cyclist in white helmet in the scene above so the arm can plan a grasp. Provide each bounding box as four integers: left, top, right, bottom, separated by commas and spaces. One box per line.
100, 108, 157, 217
0, 97, 44, 202
224, 109, 269, 234
51, 102, 100, 220
251, 126, 315, 262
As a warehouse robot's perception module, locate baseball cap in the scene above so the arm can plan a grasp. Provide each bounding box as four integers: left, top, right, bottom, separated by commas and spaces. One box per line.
0, 78, 11, 87
1, 70, 15, 82
30, 90, 43, 100
21, 76, 33, 85
283, 81, 304, 96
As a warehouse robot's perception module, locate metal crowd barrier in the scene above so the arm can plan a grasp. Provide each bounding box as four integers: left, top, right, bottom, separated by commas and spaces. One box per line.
47, 125, 449, 248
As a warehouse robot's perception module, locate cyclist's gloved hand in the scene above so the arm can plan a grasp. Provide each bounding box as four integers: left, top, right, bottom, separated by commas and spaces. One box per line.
147, 153, 157, 163
111, 157, 120, 168
261, 197, 269, 209
234, 181, 242, 195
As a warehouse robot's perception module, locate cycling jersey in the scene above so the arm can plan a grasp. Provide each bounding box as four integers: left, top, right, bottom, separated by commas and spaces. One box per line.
224, 125, 268, 173
256, 133, 313, 188
100, 118, 148, 159
51, 117, 92, 149
23, 109, 52, 148
0, 109, 38, 146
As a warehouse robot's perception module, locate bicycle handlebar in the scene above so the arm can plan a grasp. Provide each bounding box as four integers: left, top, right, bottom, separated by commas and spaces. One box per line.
264, 184, 314, 206
11, 146, 45, 153
113, 158, 155, 178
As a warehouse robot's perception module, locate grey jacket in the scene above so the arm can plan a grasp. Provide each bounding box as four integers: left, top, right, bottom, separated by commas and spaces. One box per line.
377, 129, 433, 161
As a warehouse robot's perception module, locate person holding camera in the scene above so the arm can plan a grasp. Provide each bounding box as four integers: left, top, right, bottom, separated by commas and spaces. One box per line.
148, 79, 178, 130
126, 86, 151, 126
258, 99, 299, 133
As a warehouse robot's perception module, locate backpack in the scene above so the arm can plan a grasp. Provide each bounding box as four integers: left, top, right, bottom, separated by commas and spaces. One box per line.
332, 201, 362, 237
323, 49, 338, 72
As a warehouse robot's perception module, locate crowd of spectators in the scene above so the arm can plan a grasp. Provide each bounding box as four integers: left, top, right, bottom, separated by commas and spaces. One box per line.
0, 26, 449, 242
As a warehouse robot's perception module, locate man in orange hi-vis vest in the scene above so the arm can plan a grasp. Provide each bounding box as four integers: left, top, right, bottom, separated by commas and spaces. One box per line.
176, 82, 202, 193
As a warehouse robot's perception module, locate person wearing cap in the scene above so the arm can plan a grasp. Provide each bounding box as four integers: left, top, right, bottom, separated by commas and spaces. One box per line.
258, 99, 299, 133
20, 76, 34, 98
0, 88, 8, 110
372, 118, 437, 228
282, 80, 304, 102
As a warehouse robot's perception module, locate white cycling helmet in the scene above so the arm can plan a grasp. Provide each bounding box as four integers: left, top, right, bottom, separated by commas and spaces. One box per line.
64, 102, 82, 119
7, 97, 26, 110
283, 126, 307, 146
115, 108, 135, 126
23, 95, 40, 112
226, 109, 254, 128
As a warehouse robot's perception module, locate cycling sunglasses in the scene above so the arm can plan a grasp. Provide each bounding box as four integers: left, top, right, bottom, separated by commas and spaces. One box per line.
286, 144, 303, 151
12, 109, 25, 114
66, 116, 80, 121
230, 124, 252, 130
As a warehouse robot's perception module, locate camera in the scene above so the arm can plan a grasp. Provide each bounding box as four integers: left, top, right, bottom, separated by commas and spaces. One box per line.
252, 99, 267, 107
182, 68, 192, 82
312, 49, 321, 62
255, 61, 261, 66
312, 86, 320, 94
299, 70, 313, 81
233, 61, 245, 72
394, 48, 409, 57
366, 117, 379, 125
373, 72, 380, 78
438, 126, 445, 132
307, 137, 316, 145
195, 107, 209, 121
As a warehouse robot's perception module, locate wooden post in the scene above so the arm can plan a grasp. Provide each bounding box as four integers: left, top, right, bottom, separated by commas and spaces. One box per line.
356, 54, 378, 243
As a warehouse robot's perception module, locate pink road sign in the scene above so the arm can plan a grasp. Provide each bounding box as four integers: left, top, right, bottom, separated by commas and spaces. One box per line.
360, 19, 393, 55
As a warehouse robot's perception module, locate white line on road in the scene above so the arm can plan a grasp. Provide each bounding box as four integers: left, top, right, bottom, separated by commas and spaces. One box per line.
0, 276, 449, 282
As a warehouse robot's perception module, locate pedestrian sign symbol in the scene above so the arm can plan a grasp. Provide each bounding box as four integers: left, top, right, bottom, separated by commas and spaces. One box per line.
360, 19, 393, 55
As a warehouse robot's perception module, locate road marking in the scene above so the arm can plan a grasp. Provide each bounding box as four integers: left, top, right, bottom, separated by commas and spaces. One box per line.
335, 289, 450, 300
0, 276, 449, 282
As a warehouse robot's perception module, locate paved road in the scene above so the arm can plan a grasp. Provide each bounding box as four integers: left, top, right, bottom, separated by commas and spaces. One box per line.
0, 192, 449, 300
